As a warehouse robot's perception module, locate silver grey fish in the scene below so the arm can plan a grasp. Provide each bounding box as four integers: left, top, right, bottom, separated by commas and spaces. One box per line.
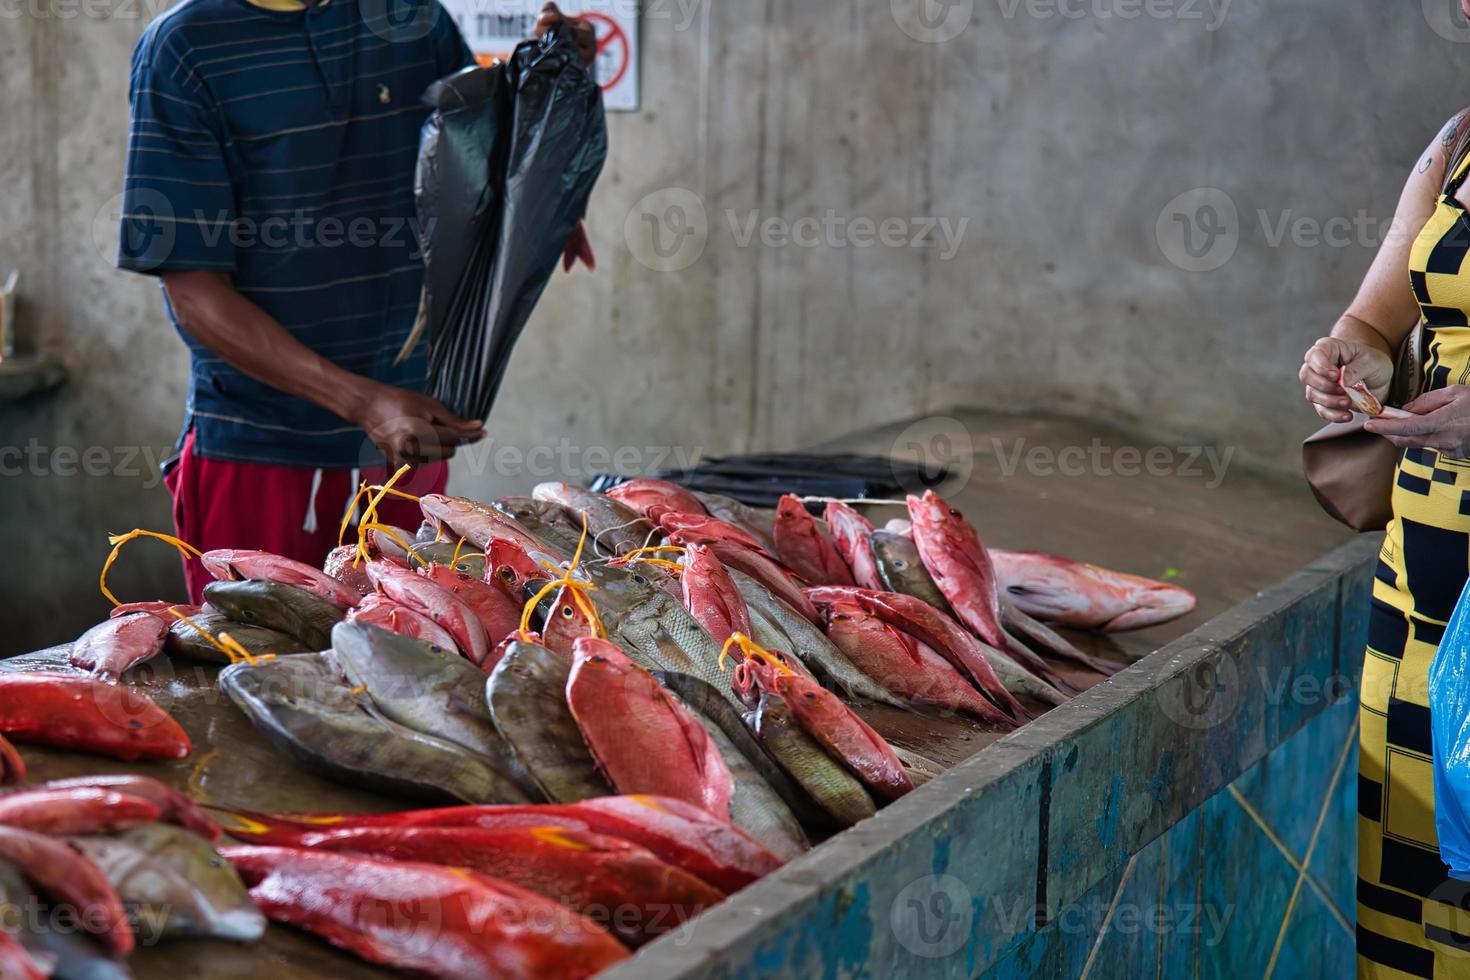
656, 671, 819, 853
168, 606, 310, 663
203, 579, 344, 651
693, 492, 778, 553
487, 641, 612, 802
870, 530, 953, 614
1000, 599, 1122, 677
220, 654, 532, 804
492, 496, 590, 557
404, 541, 487, 578
326, 622, 540, 799
747, 692, 875, 828
531, 482, 658, 557
572, 559, 749, 713
72, 825, 266, 943
727, 569, 908, 709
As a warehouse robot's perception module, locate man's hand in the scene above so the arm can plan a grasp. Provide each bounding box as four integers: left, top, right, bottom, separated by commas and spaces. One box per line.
347, 381, 484, 469
1365, 386, 1470, 457
536, 2, 596, 68
1299, 337, 1395, 423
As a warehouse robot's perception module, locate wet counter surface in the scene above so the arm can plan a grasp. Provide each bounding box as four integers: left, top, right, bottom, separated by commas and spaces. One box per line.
1, 409, 1353, 977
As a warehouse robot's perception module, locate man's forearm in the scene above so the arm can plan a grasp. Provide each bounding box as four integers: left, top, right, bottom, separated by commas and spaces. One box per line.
162, 270, 372, 424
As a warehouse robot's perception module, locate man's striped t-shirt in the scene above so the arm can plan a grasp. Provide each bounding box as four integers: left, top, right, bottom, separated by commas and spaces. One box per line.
118, 0, 472, 467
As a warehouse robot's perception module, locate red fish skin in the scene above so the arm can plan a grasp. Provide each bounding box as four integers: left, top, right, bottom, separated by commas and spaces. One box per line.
367, 563, 489, 664
754, 667, 913, 801
679, 544, 752, 644
0, 735, 23, 786
905, 491, 1012, 648
322, 546, 375, 595
419, 565, 521, 651
567, 639, 734, 819
39, 774, 221, 841
990, 550, 1198, 632
0, 673, 192, 761
805, 588, 1023, 727
0, 826, 134, 954
486, 538, 550, 602
223, 846, 628, 979
0, 788, 160, 836
68, 612, 172, 683
658, 513, 770, 555
0, 928, 44, 980
823, 601, 998, 720
210, 794, 780, 892
108, 600, 196, 620
420, 494, 565, 558
823, 502, 882, 590
540, 585, 600, 659
347, 594, 461, 652
687, 539, 821, 625
773, 495, 855, 586
202, 549, 362, 609
606, 479, 707, 523
301, 825, 723, 948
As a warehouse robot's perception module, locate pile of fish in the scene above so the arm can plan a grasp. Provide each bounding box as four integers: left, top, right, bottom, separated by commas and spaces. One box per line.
0, 478, 1196, 978
0, 775, 264, 979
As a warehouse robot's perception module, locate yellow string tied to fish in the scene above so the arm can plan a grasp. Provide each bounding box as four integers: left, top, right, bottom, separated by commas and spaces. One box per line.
164, 607, 276, 667
99, 529, 205, 607
351, 464, 414, 567
610, 544, 685, 574
519, 514, 605, 639
717, 632, 794, 674
355, 520, 429, 567
450, 535, 470, 567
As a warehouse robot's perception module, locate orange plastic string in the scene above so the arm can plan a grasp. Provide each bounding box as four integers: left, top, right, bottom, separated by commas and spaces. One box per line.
718, 632, 793, 674
100, 530, 204, 607
519, 514, 605, 638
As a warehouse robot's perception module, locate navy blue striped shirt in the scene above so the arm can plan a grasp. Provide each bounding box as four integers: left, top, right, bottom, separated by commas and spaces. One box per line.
118, 0, 472, 466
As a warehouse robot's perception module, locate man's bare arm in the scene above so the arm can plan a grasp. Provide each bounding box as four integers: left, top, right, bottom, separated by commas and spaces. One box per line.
162, 270, 481, 467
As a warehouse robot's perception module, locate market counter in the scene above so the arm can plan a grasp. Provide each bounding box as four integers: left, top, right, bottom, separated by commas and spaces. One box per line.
3, 410, 1361, 978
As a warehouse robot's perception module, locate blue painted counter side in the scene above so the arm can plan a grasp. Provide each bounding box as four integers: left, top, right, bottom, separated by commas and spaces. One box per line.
603, 535, 1379, 979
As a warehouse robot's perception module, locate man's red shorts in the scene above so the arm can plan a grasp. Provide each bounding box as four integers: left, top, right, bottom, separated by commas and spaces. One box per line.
164, 431, 449, 604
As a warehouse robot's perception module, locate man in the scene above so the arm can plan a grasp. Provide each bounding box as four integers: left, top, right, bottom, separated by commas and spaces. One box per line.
117, 0, 591, 601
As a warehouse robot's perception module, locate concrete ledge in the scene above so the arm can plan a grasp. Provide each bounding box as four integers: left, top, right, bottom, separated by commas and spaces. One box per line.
602, 534, 1380, 979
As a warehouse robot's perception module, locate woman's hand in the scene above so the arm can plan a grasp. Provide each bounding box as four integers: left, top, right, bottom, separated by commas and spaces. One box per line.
1299, 337, 1395, 423
1365, 386, 1470, 456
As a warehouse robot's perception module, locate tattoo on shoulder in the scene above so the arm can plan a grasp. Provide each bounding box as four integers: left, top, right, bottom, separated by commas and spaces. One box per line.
1444, 111, 1467, 148
1422, 155, 1434, 173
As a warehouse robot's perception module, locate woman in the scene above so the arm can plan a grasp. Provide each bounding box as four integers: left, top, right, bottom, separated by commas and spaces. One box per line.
1302, 102, 1470, 976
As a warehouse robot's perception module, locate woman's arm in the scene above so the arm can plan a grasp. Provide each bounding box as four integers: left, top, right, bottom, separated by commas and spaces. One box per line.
1300, 110, 1468, 422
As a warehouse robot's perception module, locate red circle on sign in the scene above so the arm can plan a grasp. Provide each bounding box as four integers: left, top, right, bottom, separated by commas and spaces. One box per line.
583, 11, 629, 93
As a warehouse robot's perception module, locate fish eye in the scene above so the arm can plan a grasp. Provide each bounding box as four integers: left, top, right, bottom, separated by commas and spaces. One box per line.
632, 573, 647, 585
498, 567, 514, 581
949, 507, 961, 517
893, 558, 907, 569
560, 605, 575, 619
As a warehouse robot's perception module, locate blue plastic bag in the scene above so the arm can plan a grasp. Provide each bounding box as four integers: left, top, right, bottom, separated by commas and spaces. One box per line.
1429, 575, 1470, 879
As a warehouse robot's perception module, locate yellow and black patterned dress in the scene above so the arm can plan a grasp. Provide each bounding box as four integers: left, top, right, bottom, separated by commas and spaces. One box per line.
1359, 151, 1470, 977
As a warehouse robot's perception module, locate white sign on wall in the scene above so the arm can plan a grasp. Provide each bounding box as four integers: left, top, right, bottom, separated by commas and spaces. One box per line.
438, 0, 640, 112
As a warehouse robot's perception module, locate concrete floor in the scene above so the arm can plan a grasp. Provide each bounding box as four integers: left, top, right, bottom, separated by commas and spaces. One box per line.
1, 409, 1355, 977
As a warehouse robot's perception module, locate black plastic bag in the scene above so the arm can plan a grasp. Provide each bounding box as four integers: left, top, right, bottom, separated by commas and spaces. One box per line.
406, 22, 607, 421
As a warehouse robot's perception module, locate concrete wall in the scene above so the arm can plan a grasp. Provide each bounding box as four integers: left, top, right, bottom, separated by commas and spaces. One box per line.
2, 0, 1466, 653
